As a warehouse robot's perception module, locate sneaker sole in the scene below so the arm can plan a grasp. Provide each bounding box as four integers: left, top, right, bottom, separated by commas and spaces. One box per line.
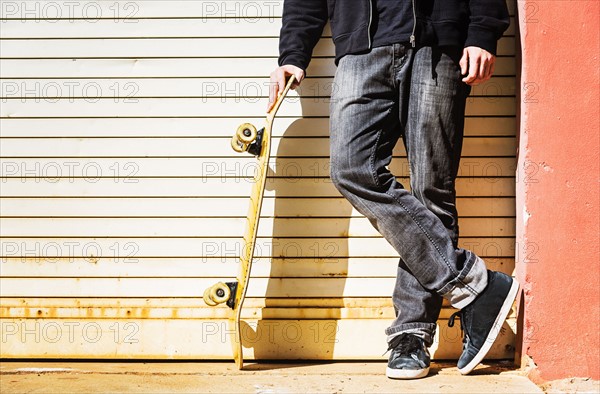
386, 366, 430, 379
458, 278, 520, 375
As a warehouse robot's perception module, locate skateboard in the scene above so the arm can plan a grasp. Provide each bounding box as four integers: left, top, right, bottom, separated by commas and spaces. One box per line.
203, 75, 296, 369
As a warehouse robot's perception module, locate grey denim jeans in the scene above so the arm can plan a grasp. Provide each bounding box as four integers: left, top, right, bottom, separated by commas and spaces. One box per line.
329, 44, 489, 346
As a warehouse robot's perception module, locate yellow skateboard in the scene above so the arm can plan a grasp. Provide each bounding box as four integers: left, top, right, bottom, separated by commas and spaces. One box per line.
203, 75, 296, 369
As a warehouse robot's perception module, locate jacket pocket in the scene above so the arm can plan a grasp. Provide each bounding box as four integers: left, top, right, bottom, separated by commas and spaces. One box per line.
329, 0, 369, 42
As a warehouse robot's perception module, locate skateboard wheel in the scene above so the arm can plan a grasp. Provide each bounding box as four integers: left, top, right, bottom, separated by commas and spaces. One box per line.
209, 282, 231, 304
236, 123, 257, 144
203, 287, 219, 306
203, 282, 231, 306
231, 135, 246, 153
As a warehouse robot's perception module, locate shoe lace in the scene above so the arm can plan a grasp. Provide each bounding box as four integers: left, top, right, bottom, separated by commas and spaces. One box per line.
448, 310, 470, 350
448, 310, 461, 329
382, 334, 422, 357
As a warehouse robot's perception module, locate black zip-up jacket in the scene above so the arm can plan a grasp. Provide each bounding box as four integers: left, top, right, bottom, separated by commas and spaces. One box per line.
279, 0, 510, 71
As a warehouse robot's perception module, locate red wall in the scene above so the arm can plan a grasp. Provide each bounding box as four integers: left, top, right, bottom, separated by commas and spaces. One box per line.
516, 0, 600, 381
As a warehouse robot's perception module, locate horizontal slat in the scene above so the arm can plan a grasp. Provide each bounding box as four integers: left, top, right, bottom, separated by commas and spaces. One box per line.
0, 217, 516, 237
0, 197, 516, 218
0, 76, 517, 98
0, 299, 514, 320
0, 304, 447, 320
0, 97, 516, 118
2, 305, 487, 324
0, 117, 516, 137
0, 295, 516, 320
0, 1, 288, 19
0, 17, 516, 38
0, 296, 502, 310
0, 257, 516, 279
0, 276, 516, 298
0, 177, 516, 197
0, 306, 429, 321
0, 18, 289, 39
0, 317, 516, 360
0, 57, 517, 78
0, 37, 516, 58
0, 1, 518, 20
0, 238, 516, 262
0, 137, 516, 157
0, 157, 518, 180
0, 277, 405, 297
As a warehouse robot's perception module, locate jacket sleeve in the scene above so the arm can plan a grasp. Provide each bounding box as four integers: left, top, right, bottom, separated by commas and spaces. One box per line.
278, 0, 329, 71
464, 0, 510, 55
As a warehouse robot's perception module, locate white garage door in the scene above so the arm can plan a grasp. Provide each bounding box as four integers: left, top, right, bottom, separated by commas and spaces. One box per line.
0, 1, 518, 360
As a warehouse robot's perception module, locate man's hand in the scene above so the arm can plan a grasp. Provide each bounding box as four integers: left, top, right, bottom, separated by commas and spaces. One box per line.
460, 46, 496, 86
268, 65, 305, 112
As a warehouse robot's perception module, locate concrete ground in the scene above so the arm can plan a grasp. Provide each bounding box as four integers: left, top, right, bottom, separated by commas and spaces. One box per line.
0, 361, 546, 394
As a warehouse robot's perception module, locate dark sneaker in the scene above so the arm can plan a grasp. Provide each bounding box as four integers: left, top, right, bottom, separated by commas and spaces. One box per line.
448, 270, 520, 375
385, 334, 430, 379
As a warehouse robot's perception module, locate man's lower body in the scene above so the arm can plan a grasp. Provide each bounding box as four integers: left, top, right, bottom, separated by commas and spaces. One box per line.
329, 43, 519, 379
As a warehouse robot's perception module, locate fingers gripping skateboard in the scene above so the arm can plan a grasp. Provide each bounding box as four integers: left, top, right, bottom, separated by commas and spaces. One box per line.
231, 76, 295, 156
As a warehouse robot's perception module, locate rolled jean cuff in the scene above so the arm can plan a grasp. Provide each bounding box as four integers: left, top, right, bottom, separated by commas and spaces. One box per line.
385, 322, 436, 347
438, 251, 488, 309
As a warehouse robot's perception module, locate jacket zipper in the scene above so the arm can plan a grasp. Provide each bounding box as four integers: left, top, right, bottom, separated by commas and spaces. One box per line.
367, 0, 373, 48
366, 0, 415, 48
410, 0, 417, 47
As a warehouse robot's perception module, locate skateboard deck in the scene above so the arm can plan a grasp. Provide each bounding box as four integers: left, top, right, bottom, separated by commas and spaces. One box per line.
203, 75, 296, 369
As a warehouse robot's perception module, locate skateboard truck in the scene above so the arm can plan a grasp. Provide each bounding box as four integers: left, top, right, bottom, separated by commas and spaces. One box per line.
247, 128, 264, 156
231, 123, 265, 156
224, 282, 238, 309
